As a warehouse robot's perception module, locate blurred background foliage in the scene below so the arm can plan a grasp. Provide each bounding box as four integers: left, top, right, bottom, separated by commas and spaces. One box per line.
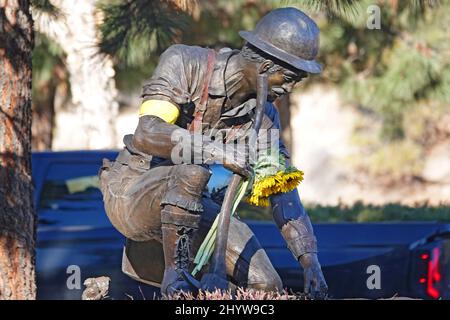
321, 0, 450, 180
32, 34, 65, 98
96, 0, 448, 181
238, 201, 450, 223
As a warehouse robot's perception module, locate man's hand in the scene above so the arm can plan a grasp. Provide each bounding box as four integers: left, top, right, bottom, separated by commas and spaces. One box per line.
203, 140, 251, 178
222, 161, 251, 178
299, 253, 328, 299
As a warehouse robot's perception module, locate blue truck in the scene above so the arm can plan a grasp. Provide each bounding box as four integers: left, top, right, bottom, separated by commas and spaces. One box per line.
33, 151, 450, 300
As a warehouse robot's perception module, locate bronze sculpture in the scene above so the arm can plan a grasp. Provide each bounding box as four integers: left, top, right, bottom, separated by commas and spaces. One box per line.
98, 7, 328, 298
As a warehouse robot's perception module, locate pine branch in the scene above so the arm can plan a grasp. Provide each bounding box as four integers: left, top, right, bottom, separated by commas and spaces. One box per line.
170, 0, 199, 16
286, 0, 438, 20
411, 0, 440, 11
98, 0, 189, 66
30, 0, 60, 17
285, 0, 361, 18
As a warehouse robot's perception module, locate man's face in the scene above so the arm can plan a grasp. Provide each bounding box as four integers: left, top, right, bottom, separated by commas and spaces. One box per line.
266, 67, 308, 101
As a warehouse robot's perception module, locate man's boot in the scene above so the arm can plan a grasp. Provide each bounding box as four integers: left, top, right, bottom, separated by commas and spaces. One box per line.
160, 205, 201, 295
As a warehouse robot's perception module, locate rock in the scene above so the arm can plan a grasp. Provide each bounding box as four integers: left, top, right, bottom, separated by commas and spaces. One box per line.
81, 276, 111, 300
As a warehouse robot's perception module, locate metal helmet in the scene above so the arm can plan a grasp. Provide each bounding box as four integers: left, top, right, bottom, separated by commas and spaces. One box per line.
239, 7, 322, 74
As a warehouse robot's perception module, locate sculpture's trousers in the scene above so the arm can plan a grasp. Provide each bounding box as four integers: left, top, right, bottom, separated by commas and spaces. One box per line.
99, 158, 282, 291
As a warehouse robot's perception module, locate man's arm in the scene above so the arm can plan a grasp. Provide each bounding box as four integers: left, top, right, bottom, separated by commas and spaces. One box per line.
132, 112, 250, 178
264, 102, 328, 298
132, 112, 181, 160
270, 189, 317, 258
270, 190, 327, 298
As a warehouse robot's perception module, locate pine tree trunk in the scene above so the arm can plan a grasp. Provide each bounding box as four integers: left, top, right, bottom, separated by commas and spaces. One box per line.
0, 0, 36, 300
34, 0, 119, 150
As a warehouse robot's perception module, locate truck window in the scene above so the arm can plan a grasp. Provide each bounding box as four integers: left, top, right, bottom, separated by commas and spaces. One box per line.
38, 162, 102, 210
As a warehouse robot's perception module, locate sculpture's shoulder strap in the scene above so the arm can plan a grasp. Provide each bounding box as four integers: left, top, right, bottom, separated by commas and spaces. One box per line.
188, 49, 216, 133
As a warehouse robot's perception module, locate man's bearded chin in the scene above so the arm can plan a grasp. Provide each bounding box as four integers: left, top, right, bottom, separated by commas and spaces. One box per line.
267, 87, 285, 102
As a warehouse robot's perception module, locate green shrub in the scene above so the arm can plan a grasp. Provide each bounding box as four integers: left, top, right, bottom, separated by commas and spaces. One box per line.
237, 201, 450, 223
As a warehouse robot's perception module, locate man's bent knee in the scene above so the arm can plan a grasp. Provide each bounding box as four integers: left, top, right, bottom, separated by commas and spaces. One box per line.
161, 164, 211, 213
248, 271, 283, 292
246, 248, 283, 292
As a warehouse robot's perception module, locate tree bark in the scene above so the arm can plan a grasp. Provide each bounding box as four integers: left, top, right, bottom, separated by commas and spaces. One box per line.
0, 0, 36, 299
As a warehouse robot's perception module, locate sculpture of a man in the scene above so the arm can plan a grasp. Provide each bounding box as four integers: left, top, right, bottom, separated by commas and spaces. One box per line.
99, 7, 328, 298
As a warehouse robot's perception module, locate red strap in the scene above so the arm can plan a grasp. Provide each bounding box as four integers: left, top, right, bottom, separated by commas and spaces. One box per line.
189, 49, 216, 133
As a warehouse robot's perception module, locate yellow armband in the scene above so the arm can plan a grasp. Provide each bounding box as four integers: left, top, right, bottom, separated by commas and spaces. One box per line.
139, 100, 180, 124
